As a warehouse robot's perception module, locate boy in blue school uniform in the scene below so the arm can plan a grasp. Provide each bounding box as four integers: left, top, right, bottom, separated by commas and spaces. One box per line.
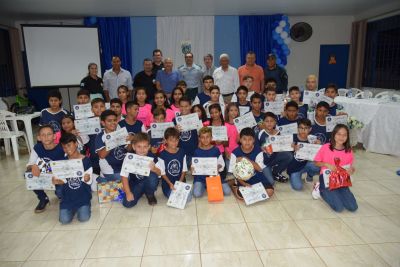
228, 127, 274, 199
39, 89, 69, 133
258, 112, 293, 183
148, 108, 168, 155
287, 119, 321, 191
311, 101, 330, 144
118, 100, 146, 135
278, 101, 300, 126
87, 98, 106, 176
324, 83, 345, 116
289, 86, 308, 119
121, 132, 161, 207
26, 125, 66, 213
157, 127, 188, 198
250, 93, 266, 136
52, 133, 92, 224
95, 110, 128, 182
173, 96, 198, 168
235, 86, 252, 115
191, 127, 230, 198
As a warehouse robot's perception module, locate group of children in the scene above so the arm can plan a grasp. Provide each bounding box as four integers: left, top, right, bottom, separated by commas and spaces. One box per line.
27, 76, 357, 224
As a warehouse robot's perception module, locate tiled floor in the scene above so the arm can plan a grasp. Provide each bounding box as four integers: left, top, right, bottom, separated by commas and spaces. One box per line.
0, 149, 399, 267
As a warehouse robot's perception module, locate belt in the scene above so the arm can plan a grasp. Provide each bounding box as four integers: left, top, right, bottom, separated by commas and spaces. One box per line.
222, 93, 234, 97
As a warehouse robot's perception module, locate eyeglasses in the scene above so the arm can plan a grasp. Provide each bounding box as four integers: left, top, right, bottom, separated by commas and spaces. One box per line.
298, 127, 310, 131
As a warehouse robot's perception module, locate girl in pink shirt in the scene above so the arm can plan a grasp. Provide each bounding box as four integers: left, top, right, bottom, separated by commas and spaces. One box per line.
169, 87, 183, 116
152, 91, 175, 122
134, 87, 152, 128
314, 124, 358, 212
224, 103, 239, 157
117, 85, 129, 116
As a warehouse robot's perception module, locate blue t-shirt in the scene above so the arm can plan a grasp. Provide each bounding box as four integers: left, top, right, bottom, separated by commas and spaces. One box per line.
32, 143, 66, 173
195, 92, 211, 106
252, 112, 265, 137
60, 157, 92, 210
87, 133, 100, 170
158, 148, 187, 185
95, 130, 127, 174
39, 108, 69, 132
278, 117, 298, 126
118, 119, 144, 135
298, 103, 308, 119
155, 70, 182, 94
173, 118, 198, 157
311, 120, 329, 144
328, 103, 344, 116
257, 130, 278, 166
287, 134, 309, 174
193, 146, 222, 183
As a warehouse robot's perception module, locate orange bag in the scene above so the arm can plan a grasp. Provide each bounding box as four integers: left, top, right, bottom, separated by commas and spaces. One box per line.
206, 175, 224, 202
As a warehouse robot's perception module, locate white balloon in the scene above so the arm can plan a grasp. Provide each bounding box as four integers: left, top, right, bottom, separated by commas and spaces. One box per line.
279, 20, 286, 27
280, 31, 288, 39
284, 38, 291, 44
275, 27, 283, 34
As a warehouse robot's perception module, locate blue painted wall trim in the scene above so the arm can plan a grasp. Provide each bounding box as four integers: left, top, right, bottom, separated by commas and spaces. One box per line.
214, 16, 241, 68
131, 17, 157, 76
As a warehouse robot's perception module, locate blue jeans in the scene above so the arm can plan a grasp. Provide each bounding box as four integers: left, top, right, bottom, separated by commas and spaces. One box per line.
34, 184, 63, 201
289, 162, 321, 191
268, 151, 293, 174
262, 166, 275, 185
321, 186, 358, 212
97, 173, 121, 183
193, 181, 231, 198
59, 204, 91, 224
122, 173, 159, 208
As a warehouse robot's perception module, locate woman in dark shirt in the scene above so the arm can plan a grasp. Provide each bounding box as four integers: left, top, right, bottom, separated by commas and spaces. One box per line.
80, 63, 105, 99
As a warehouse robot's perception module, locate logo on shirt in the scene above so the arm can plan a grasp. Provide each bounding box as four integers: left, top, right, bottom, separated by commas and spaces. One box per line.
167, 159, 181, 177
114, 146, 127, 160
36, 157, 52, 174
180, 130, 191, 142
68, 177, 82, 190
315, 133, 327, 144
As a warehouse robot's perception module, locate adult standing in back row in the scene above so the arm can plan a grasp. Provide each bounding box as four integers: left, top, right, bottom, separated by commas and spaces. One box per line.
213, 53, 240, 103
103, 56, 133, 101
155, 58, 182, 98
80, 62, 105, 100
264, 53, 288, 94
238, 51, 264, 94
178, 52, 203, 101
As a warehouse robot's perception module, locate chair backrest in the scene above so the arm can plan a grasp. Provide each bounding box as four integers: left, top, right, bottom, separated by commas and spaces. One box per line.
0, 115, 11, 134
338, 89, 349, 96
318, 88, 325, 94
349, 88, 362, 97
375, 91, 391, 99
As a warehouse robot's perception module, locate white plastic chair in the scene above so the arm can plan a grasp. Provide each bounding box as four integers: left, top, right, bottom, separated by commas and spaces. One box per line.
338, 89, 349, 96
374, 91, 400, 101
354, 91, 373, 99
318, 88, 325, 94
0, 112, 31, 160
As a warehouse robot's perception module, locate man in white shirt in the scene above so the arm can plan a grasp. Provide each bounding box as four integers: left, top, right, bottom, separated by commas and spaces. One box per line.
212, 53, 240, 103
103, 56, 133, 101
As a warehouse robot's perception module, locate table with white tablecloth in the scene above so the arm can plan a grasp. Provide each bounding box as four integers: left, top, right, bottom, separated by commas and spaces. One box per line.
335, 96, 400, 157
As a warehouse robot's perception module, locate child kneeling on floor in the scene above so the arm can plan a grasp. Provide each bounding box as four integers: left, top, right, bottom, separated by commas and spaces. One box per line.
121, 132, 161, 208
52, 133, 92, 224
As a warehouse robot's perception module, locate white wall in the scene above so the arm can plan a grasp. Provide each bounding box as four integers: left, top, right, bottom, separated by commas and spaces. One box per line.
286, 16, 354, 88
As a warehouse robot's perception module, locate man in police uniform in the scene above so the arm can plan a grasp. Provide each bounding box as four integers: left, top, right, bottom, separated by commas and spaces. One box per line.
178, 52, 203, 101
264, 54, 288, 94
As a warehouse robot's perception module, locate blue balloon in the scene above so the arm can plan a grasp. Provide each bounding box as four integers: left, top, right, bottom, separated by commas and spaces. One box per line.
282, 58, 287, 65
277, 39, 283, 44
282, 15, 289, 22
89, 16, 97, 25
284, 25, 290, 32
276, 58, 282, 64
286, 50, 291, 56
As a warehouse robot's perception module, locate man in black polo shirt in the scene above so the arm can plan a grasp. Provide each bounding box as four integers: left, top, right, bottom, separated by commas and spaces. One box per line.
80, 62, 105, 99
264, 54, 288, 94
152, 49, 164, 75
133, 58, 157, 101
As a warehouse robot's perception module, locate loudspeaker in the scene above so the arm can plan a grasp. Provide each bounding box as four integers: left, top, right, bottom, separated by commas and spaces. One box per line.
290, 22, 313, 42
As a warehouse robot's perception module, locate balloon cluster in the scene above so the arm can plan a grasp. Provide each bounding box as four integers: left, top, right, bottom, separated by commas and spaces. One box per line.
271, 15, 291, 66
84, 16, 97, 26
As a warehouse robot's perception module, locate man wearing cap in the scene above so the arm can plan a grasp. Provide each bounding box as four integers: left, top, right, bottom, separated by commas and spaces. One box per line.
103, 56, 133, 101
238, 51, 264, 94
178, 52, 203, 101
264, 54, 288, 94
213, 53, 240, 103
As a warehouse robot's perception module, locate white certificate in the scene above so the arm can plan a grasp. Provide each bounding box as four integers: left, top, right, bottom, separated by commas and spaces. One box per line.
75, 117, 101, 135
105, 102, 110, 109
303, 91, 318, 105
192, 157, 218, 176
295, 143, 322, 161
234, 112, 257, 133
264, 101, 284, 115
316, 94, 334, 106
326, 115, 348, 132
150, 122, 175, 139
50, 159, 85, 180
122, 153, 153, 176
176, 113, 200, 131
322, 168, 332, 188
239, 182, 269, 205
270, 135, 294, 152
239, 106, 250, 116
25, 172, 55, 190
277, 123, 298, 135
210, 126, 228, 141
73, 103, 94, 119
105, 127, 129, 151
167, 181, 192, 209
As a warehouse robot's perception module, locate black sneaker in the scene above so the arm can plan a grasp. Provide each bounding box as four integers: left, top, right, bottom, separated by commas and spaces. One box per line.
34, 198, 49, 213
147, 195, 157, 206
273, 173, 289, 183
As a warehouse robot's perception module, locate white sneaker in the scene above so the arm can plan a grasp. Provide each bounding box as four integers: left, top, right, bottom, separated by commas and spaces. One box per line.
312, 182, 321, 200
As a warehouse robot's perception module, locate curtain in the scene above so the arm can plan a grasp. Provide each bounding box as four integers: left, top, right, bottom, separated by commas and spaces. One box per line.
239, 15, 282, 68
0, 28, 16, 97
347, 20, 367, 88
85, 17, 132, 74
9, 27, 26, 90
157, 16, 214, 69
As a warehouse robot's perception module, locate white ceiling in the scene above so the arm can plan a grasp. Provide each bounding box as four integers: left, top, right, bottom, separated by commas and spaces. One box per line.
0, 0, 399, 20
